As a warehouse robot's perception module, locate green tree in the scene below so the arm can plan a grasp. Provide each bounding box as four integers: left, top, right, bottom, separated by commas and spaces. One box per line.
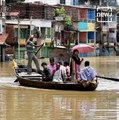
54, 7, 73, 30
54, 7, 65, 17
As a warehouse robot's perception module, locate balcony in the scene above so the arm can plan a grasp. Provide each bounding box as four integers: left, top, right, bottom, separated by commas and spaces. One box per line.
101, 0, 116, 7
71, 0, 99, 7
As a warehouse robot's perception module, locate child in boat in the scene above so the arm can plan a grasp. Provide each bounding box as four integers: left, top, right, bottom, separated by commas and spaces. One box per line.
41, 62, 52, 82
64, 61, 71, 81
48, 57, 56, 77
78, 61, 97, 81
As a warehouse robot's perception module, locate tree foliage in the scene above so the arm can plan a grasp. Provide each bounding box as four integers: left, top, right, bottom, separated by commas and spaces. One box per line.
54, 7, 73, 30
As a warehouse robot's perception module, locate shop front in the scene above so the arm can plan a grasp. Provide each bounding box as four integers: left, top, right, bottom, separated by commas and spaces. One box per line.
0, 34, 8, 62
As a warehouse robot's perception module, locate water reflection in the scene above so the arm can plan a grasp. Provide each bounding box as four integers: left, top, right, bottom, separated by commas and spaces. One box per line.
0, 56, 119, 119
0, 85, 119, 120
52, 94, 97, 120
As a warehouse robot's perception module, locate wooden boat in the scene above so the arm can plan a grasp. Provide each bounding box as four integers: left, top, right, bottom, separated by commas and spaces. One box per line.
14, 67, 98, 91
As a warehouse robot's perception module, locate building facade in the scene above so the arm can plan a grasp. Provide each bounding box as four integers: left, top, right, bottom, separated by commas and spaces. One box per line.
0, 0, 9, 62
24, 0, 71, 5
5, 0, 117, 59
70, 0, 117, 56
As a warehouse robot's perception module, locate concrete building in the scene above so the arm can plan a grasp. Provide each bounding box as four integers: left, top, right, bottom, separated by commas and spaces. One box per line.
5, 2, 55, 58
0, 0, 9, 62
24, 0, 71, 5
70, 0, 117, 56
5, 0, 117, 59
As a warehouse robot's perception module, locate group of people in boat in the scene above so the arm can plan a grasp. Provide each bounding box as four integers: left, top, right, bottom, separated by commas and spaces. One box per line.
41, 56, 97, 83
26, 35, 97, 83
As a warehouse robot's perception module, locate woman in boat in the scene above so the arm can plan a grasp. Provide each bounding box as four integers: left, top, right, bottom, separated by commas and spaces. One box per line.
70, 49, 84, 80
79, 61, 97, 81
41, 62, 52, 81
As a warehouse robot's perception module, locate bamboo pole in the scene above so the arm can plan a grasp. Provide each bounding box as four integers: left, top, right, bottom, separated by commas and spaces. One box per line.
18, 15, 21, 63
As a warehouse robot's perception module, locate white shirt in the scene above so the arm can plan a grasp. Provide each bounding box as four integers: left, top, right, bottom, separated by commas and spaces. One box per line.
53, 65, 67, 83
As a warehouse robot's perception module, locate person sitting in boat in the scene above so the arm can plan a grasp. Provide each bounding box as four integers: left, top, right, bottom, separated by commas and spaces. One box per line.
78, 61, 97, 81
48, 57, 56, 77
41, 62, 52, 82
53, 62, 67, 83
64, 61, 71, 81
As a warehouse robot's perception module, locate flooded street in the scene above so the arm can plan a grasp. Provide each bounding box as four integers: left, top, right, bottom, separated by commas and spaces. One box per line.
0, 56, 119, 120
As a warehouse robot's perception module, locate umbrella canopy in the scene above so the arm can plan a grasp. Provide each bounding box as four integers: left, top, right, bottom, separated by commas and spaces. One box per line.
71, 44, 94, 53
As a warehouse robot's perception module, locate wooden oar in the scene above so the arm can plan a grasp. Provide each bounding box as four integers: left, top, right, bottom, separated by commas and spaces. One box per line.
35, 43, 44, 56
96, 75, 119, 82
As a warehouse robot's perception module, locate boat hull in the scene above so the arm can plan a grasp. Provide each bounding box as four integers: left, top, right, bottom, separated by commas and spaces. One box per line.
15, 68, 98, 91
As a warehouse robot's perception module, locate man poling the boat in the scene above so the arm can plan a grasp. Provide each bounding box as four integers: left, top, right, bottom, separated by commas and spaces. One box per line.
26, 35, 43, 75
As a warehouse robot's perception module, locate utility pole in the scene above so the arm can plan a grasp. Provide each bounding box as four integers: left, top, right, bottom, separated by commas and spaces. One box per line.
2, 0, 6, 33
18, 14, 21, 62
30, 16, 32, 35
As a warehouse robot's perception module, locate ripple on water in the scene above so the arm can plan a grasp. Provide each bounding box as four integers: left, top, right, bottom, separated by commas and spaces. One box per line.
0, 77, 119, 91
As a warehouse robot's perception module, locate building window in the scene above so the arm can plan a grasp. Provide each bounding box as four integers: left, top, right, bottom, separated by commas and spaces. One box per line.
88, 9, 95, 21
47, 28, 51, 38
108, 0, 116, 6
41, 27, 45, 39
60, 0, 65, 4
101, 0, 108, 6
72, 0, 76, 5
72, 0, 80, 5
41, 27, 51, 39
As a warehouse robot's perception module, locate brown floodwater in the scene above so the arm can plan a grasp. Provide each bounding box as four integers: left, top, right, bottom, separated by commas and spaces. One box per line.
0, 56, 119, 120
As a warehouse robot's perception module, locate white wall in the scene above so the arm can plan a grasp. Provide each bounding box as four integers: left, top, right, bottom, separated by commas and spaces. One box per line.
25, 0, 60, 5
65, 0, 71, 5
24, 0, 71, 5
6, 19, 51, 28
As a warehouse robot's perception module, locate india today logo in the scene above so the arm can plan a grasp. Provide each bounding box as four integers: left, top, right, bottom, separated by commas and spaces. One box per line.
96, 7, 113, 22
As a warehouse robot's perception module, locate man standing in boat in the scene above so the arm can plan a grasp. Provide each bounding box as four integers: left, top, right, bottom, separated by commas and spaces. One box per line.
26, 35, 42, 75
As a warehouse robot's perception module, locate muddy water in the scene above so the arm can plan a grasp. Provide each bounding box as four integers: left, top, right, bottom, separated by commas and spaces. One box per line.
0, 56, 119, 120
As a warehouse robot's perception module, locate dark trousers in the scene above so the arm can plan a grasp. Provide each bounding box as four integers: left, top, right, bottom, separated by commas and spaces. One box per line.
27, 52, 40, 73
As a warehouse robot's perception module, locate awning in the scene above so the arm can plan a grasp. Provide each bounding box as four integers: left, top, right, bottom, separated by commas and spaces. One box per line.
79, 30, 95, 32
7, 12, 19, 17
0, 34, 9, 45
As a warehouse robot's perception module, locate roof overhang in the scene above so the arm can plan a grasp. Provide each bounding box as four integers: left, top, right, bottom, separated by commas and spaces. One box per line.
7, 12, 19, 17
0, 34, 9, 45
